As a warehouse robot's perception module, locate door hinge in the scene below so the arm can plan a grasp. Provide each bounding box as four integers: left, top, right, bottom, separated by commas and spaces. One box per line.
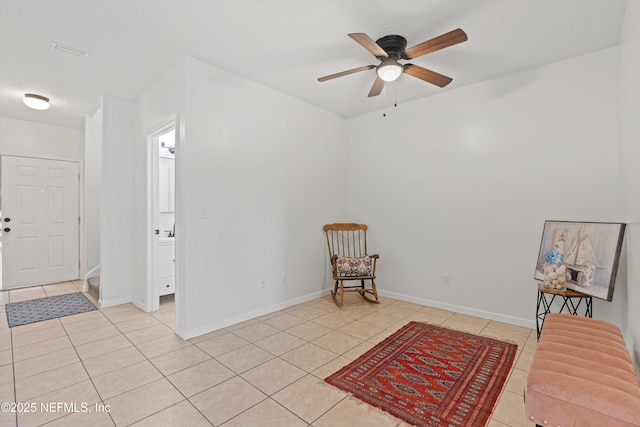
78, 260, 81, 269
78, 216, 81, 225
78, 173, 80, 182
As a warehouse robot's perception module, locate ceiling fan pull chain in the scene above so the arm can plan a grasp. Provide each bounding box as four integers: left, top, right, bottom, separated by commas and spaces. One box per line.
394, 80, 398, 107
383, 82, 387, 117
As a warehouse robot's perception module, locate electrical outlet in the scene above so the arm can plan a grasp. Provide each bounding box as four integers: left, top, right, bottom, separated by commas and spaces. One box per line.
260, 276, 266, 289
443, 274, 451, 286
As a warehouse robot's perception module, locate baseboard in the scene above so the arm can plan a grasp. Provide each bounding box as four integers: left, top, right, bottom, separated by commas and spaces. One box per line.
98, 296, 132, 309
177, 288, 330, 340
378, 289, 536, 330
131, 297, 147, 312
177, 286, 536, 339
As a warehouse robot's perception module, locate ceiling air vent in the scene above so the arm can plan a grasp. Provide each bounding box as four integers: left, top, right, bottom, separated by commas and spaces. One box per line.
50, 41, 90, 58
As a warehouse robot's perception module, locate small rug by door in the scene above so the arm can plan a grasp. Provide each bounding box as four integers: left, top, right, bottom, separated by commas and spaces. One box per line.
6, 292, 97, 327
325, 321, 517, 427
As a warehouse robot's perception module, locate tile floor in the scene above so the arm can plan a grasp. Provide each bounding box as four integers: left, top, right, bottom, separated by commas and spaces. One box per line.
0, 282, 537, 426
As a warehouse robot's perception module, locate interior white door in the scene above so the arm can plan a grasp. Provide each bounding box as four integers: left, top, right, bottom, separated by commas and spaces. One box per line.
1, 156, 79, 289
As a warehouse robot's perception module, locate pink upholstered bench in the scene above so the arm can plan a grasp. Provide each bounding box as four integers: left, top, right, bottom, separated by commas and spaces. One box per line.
524, 313, 640, 427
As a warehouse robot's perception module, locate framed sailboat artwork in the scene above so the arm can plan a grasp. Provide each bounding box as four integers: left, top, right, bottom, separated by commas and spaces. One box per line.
534, 220, 626, 301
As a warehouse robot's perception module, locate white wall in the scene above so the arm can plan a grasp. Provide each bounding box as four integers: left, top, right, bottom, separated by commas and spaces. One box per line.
346, 47, 622, 329
619, 0, 640, 372
84, 109, 102, 278
3, 98, 139, 308
100, 97, 135, 306
175, 57, 347, 338
0, 117, 83, 159
133, 58, 186, 311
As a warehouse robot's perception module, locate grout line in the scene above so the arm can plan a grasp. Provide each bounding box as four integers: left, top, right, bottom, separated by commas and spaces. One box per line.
4, 284, 537, 427
6, 282, 106, 425
89, 301, 211, 425
8, 307, 17, 427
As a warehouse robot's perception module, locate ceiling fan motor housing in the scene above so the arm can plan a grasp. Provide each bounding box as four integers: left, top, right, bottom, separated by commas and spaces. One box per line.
375, 35, 407, 58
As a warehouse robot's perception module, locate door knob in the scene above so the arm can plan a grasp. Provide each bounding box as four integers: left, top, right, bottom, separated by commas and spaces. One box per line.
3, 228, 10, 232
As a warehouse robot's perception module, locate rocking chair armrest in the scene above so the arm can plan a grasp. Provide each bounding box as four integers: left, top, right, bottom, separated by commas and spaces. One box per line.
369, 254, 379, 275
330, 255, 339, 263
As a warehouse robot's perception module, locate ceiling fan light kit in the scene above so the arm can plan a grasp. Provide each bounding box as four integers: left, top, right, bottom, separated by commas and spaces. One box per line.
23, 93, 50, 110
318, 28, 468, 97
377, 60, 403, 82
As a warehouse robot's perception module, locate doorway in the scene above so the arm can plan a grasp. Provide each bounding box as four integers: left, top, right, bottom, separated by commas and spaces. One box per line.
149, 124, 176, 312
0, 155, 80, 289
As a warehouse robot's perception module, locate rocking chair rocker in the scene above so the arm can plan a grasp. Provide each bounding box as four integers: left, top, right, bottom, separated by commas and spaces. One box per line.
323, 223, 380, 307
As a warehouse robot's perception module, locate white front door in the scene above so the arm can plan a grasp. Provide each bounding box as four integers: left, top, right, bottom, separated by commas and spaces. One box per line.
1, 156, 79, 289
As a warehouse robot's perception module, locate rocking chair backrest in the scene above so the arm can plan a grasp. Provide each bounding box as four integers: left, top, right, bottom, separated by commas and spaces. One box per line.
323, 223, 368, 259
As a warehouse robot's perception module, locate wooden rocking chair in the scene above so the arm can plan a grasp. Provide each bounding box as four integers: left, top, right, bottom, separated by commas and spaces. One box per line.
323, 223, 380, 307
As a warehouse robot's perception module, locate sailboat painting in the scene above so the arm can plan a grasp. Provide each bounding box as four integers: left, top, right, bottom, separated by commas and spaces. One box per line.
535, 221, 626, 301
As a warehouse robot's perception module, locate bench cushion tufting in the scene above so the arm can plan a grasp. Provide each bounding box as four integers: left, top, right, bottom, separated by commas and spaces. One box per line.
525, 313, 640, 427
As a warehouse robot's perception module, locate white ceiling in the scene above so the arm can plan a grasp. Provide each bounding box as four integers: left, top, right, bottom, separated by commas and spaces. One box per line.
0, 0, 628, 129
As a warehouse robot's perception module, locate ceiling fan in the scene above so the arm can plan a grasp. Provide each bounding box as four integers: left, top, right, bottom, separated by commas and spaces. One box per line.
318, 29, 467, 97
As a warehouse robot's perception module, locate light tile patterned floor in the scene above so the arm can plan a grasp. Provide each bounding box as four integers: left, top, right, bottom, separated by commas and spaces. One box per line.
0, 282, 537, 426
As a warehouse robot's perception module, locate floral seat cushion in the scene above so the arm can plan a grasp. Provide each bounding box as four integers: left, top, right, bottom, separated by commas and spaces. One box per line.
336, 256, 372, 276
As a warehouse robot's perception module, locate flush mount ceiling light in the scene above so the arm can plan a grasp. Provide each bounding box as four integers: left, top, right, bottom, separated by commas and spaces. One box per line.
376, 59, 403, 82
23, 93, 50, 110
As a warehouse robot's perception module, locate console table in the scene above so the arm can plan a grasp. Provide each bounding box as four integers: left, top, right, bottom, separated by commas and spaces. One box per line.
535, 283, 592, 338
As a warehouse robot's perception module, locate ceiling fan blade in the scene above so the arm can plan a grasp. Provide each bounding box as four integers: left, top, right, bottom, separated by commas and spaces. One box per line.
317, 65, 375, 82
348, 33, 388, 58
402, 28, 467, 60
404, 64, 453, 87
367, 77, 384, 97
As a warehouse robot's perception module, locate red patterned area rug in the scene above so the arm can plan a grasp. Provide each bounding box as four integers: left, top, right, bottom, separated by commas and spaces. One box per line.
325, 321, 517, 427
